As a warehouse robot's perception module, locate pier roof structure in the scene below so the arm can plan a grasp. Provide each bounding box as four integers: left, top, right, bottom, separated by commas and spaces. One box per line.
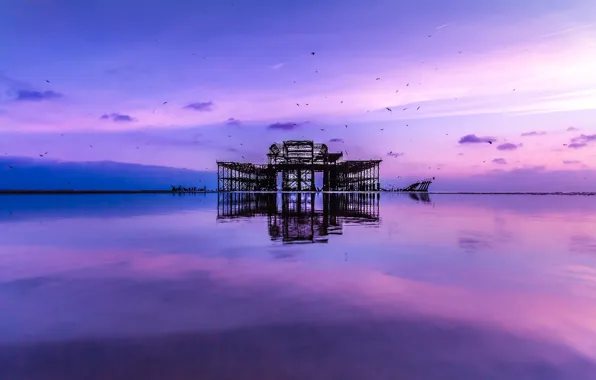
217, 140, 381, 192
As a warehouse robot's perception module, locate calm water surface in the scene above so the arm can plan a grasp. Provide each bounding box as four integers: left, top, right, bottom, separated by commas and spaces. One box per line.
1, 193, 596, 379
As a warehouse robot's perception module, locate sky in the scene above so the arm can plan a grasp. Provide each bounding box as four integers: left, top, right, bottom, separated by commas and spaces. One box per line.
1, 0, 596, 191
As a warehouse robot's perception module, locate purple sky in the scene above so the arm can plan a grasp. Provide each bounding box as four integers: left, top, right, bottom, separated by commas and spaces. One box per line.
1, 0, 595, 190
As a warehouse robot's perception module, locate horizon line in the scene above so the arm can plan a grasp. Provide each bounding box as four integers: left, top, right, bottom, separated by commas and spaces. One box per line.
0, 190, 594, 196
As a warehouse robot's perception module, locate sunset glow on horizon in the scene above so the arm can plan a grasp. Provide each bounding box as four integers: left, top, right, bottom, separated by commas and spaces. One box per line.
1, 0, 595, 190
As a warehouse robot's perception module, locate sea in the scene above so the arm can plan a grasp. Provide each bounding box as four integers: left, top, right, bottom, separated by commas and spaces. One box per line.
0, 192, 595, 380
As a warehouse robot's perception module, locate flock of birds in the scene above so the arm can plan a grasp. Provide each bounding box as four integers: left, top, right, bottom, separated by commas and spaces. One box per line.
223, 29, 467, 172
3, 22, 587, 189
3, 47, 505, 189
266, 32, 465, 186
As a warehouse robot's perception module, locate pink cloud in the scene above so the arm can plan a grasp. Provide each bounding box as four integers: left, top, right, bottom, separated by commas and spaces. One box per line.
4, 244, 596, 358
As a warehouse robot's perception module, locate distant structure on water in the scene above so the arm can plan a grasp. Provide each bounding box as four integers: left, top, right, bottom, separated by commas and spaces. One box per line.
383, 177, 434, 192
217, 140, 381, 192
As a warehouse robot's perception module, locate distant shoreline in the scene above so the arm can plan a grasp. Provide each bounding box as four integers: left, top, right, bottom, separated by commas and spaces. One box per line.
0, 190, 215, 195
0, 190, 594, 196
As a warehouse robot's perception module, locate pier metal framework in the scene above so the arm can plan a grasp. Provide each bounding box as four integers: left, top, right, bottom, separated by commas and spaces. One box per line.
401, 178, 433, 192
217, 192, 380, 244
217, 140, 381, 192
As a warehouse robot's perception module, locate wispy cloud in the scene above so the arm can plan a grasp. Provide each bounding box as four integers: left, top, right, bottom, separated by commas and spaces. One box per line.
563, 160, 582, 165
100, 113, 136, 123
138, 134, 209, 148
535, 23, 596, 40
496, 143, 520, 151
387, 152, 404, 158
14, 90, 62, 102
458, 134, 496, 144
568, 143, 587, 149
267, 122, 304, 130
270, 63, 285, 70
568, 134, 596, 149
567, 126, 580, 132
492, 158, 507, 165
104, 65, 139, 76
521, 131, 546, 137
226, 118, 241, 125
435, 23, 452, 30
183, 101, 214, 111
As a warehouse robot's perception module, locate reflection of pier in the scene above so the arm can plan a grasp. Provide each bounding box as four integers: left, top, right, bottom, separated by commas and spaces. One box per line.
409, 192, 432, 203
217, 192, 380, 244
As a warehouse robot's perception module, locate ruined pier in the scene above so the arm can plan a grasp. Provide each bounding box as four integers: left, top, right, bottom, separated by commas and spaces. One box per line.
217, 140, 381, 192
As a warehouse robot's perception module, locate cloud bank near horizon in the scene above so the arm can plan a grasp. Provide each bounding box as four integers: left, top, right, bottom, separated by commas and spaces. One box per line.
1, 157, 595, 193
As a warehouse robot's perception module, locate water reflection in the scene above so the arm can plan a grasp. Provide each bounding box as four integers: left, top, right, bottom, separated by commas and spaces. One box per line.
217, 192, 381, 244
0, 193, 596, 379
408, 192, 432, 203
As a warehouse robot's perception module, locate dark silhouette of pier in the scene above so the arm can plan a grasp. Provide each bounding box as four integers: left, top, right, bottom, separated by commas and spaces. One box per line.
381, 177, 434, 192
217, 192, 380, 244
217, 140, 381, 192
400, 177, 433, 192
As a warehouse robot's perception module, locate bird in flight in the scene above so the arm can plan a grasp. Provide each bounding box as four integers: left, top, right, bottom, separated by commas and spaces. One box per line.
386, 107, 392, 112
